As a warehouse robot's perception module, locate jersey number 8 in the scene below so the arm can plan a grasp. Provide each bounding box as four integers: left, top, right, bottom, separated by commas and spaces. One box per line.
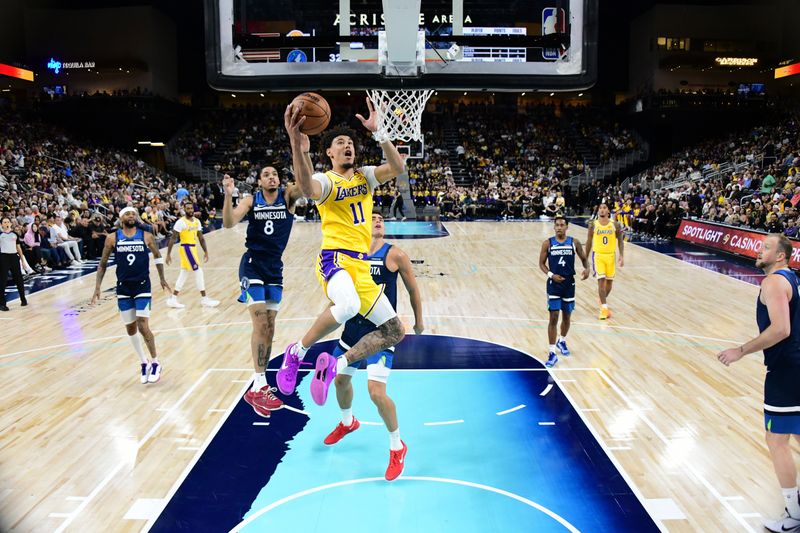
263, 220, 274, 235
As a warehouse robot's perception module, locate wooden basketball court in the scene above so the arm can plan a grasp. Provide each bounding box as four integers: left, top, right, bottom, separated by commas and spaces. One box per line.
0, 220, 781, 532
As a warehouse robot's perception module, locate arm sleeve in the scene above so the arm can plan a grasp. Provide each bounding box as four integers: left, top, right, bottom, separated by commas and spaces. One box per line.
173, 218, 186, 232
361, 166, 379, 191
313, 173, 333, 205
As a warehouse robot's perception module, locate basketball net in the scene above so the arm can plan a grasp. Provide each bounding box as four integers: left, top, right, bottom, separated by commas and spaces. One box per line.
366, 89, 433, 143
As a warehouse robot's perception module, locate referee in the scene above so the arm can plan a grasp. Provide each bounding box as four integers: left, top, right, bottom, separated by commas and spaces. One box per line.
0, 217, 28, 311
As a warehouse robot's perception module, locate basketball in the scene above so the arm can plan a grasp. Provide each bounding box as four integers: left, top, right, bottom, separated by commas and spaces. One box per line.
291, 92, 331, 135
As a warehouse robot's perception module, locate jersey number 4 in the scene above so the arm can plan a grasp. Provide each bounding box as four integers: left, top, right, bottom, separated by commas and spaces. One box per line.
558, 256, 566, 267
349, 202, 365, 225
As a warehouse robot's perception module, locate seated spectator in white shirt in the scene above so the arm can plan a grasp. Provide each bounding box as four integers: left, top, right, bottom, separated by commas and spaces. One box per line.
49, 216, 83, 265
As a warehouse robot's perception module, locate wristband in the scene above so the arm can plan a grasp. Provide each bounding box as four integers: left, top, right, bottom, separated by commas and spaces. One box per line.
372, 131, 390, 144
547, 271, 554, 279
154, 257, 165, 265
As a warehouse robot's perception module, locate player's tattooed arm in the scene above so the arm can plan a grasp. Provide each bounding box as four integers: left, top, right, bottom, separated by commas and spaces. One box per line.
584, 220, 594, 257
345, 316, 405, 364
91, 232, 116, 304
165, 230, 180, 265
145, 232, 171, 292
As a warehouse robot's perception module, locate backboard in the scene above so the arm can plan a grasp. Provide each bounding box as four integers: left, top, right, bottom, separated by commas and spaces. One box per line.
205, 0, 597, 92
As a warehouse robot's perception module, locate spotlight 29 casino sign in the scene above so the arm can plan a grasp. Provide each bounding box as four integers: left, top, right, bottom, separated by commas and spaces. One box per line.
676, 219, 800, 269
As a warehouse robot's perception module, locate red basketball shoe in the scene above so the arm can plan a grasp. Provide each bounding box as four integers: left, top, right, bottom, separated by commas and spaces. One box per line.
244, 386, 283, 418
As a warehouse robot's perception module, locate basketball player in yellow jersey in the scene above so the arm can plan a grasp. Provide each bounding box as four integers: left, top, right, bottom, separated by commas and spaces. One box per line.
279, 98, 406, 406
165, 202, 219, 308
585, 203, 624, 320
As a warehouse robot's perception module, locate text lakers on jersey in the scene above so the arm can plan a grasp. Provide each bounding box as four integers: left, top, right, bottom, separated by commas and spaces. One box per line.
313, 166, 379, 254
592, 220, 617, 254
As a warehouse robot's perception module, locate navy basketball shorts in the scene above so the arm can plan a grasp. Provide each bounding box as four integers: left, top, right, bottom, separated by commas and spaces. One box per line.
764, 365, 800, 434
546, 277, 576, 313
117, 278, 152, 323
238, 251, 283, 310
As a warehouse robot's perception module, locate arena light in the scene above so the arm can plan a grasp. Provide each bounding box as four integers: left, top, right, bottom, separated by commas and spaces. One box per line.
259, 93, 264, 97
715, 57, 758, 66
775, 61, 800, 79
549, 92, 554, 96
0, 63, 34, 82
578, 92, 584, 97
137, 141, 150, 145
150, 142, 165, 147
521, 92, 526, 96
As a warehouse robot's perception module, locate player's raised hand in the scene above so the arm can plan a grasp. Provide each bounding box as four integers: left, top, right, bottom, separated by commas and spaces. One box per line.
222, 174, 236, 196
284, 102, 307, 141
355, 96, 378, 133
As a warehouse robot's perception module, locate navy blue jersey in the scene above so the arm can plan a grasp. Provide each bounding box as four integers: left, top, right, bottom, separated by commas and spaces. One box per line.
245, 188, 294, 260
547, 236, 576, 278
115, 228, 149, 283
341, 243, 398, 350
757, 269, 800, 370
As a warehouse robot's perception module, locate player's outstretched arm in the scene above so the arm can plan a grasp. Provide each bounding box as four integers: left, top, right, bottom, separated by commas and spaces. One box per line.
145, 231, 171, 293
356, 97, 405, 184
393, 247, 424, 334
91, 232, 116, 304
221, 174, 252, 228
284, 104, 321, 199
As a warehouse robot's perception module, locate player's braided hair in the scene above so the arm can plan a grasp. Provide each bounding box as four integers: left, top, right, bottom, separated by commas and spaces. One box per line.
319, 125, 360, 166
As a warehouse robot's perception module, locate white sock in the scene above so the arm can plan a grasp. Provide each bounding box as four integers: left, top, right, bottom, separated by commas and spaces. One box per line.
558, 335, 566, 343
295, 341, 309, 359
341, 408, 353, 426
783, 487, 800, 518
129, 334, 147, 364
601, 303, 608, 309
336, 355, 349, 374
389, 428, 402, 451
252, 372, 267, 392
549, 344, 556, 354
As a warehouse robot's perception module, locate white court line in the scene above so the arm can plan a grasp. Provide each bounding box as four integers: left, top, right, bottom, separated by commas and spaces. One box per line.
496, 404, 526, 415
723, 496, 746, 501
738, 513, 762, 518
424, 420, 464, 426
177, 447, 200, 451
155, 408, 170, 412
596, 368, 756, 532
252, 422, 270, 426
54, 369, 218, 533
580, 408, 600, 412
143, 375, 251, 532
538, 422, 556, 426
231, 379, 249, 383
49, 513, 72, 518
361, 421, 383, 426
539, 384, 553, 396
282, 405, 309, 416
